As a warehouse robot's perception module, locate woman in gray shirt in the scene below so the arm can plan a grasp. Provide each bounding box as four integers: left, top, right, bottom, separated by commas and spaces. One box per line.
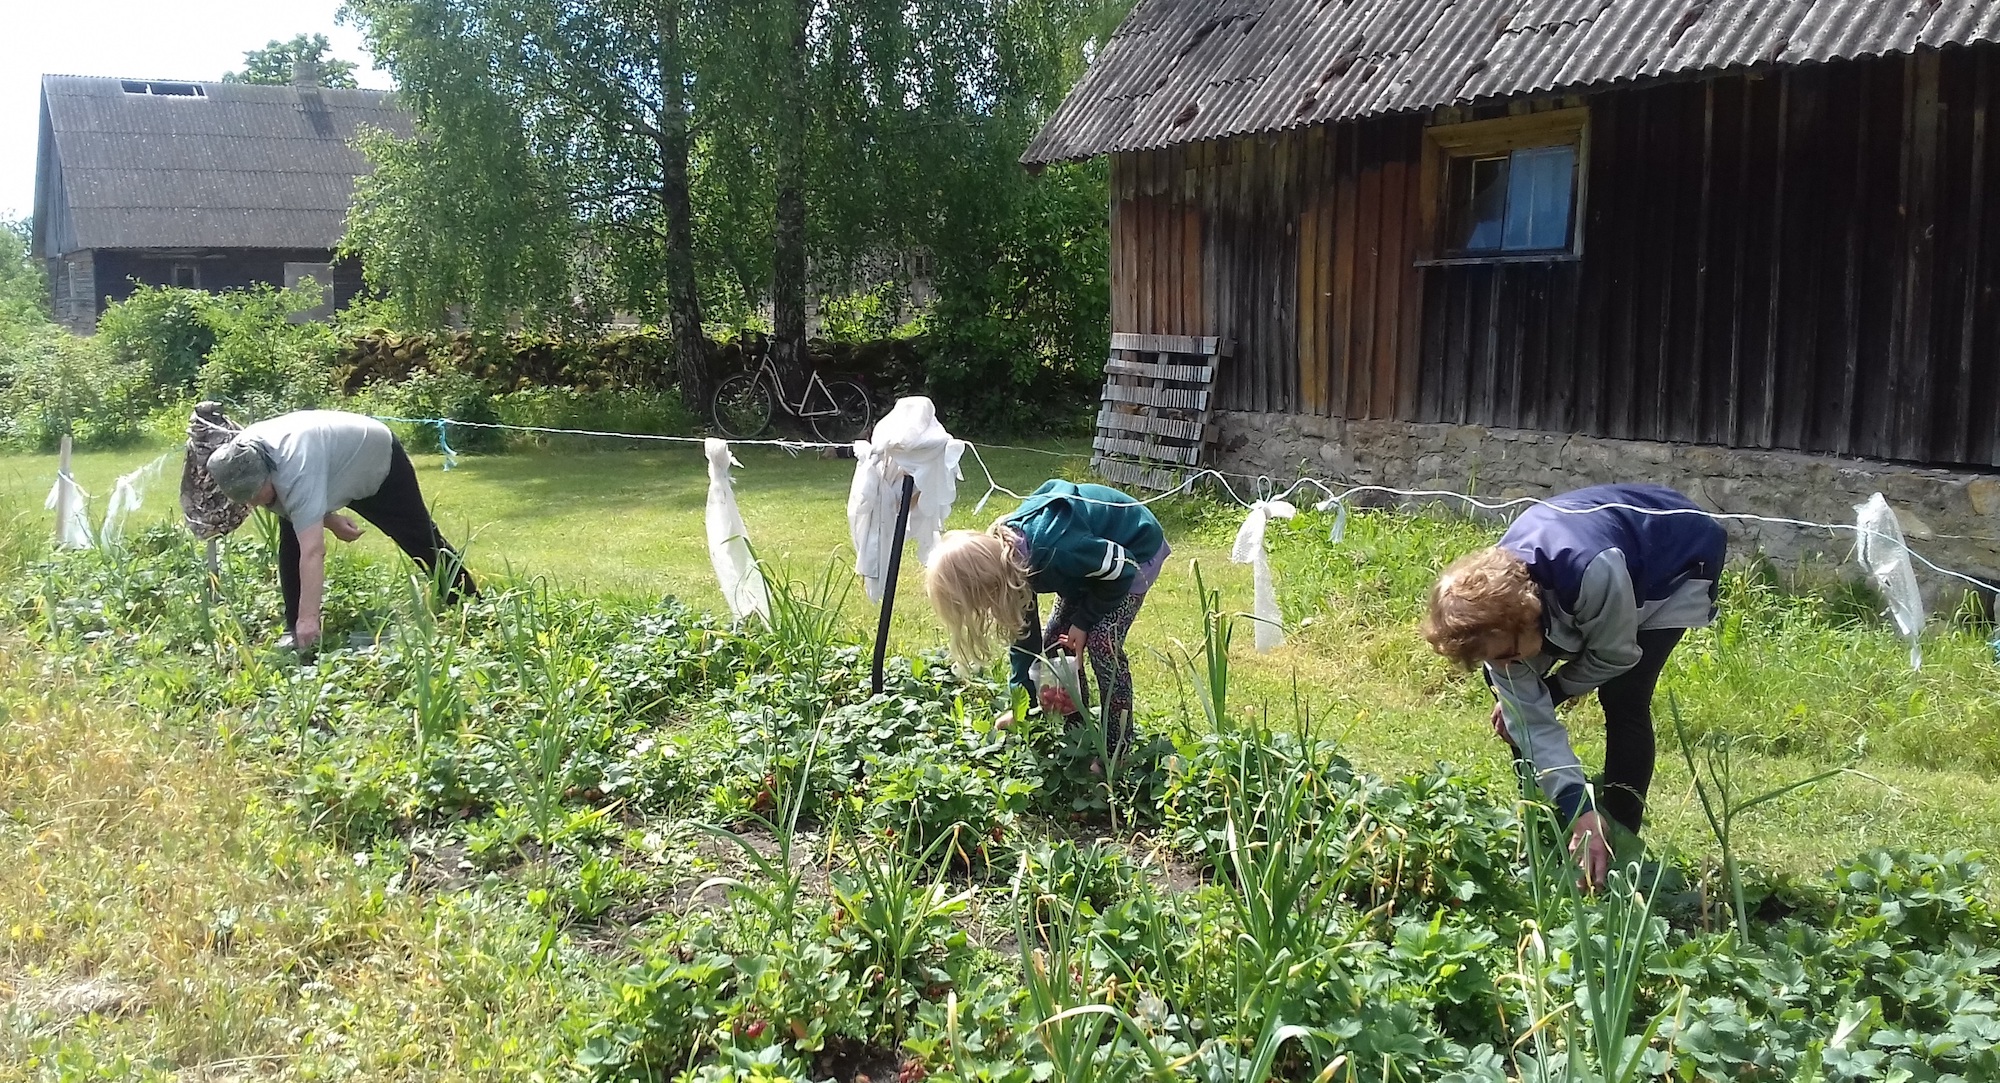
206, 410, 475, 650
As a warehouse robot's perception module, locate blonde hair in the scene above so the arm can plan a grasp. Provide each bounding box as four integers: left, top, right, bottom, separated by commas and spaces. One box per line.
925, 523, 1032, 673
1422, 546, 1542, 667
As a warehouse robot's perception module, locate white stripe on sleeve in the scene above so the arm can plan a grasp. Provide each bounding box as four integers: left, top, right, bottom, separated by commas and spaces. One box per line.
1089, 540, 1130, 579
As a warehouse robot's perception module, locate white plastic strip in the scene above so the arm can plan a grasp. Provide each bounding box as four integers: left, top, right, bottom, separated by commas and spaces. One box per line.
1230, 499, 1297, 652
704, 439, 769, 622
99, 452, 175, 548
1855, 492, 1925, 669
45, 473, 92, 550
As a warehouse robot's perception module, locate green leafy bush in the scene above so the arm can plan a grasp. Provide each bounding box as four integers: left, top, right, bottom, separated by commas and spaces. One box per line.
95, 285, 216, 399
356, 367, 504, 452
817, 283, 913, 344
194, 284, 340, 418
0, 218, 48, 330
0, 329, 151, 450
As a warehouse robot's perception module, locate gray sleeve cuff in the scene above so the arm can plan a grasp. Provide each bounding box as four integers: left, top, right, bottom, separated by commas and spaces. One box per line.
1489, 661, 1589, 802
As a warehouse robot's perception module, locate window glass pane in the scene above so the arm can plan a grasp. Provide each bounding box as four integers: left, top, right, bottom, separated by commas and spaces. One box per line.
1502, 144, 1575, 250
1450, 155, 1509, 251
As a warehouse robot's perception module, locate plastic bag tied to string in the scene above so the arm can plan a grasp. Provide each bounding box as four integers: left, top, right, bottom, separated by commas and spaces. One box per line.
1315, 494, 1348, 544
435, 421, 458, 471
848, 397, 965, 603
99, 452, 175, 548
1855, 492, 1925, 670
45, 471, 93, 550
704, 439, 770, 623
1230, 499, 1297, 652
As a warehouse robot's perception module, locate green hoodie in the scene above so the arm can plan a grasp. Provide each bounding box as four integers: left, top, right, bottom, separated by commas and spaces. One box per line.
1002, 480, 1164, 689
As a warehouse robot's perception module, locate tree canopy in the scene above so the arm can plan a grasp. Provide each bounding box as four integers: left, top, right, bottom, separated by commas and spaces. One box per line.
0, 219, 50, 333
338, 0, 1127, 426
225, 33, 363, 88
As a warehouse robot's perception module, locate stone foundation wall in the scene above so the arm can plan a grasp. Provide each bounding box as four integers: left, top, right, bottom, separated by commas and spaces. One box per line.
1214, 411, 2000, 605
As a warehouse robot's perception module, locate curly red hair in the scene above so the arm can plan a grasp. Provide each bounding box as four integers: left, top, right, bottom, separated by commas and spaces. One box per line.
1422, 547, 1543, 667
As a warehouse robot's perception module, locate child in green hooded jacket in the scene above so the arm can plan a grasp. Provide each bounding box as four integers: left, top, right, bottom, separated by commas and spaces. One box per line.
923, 480, 1169, 753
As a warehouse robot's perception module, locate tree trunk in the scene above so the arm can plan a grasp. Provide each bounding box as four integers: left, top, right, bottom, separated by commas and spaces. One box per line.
657, 0, 708, 402
769, 0, 811, 391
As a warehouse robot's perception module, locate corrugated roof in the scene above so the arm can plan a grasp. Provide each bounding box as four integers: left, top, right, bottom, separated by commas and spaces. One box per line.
1024, 0, 2000, 164
38, 75, 411, 252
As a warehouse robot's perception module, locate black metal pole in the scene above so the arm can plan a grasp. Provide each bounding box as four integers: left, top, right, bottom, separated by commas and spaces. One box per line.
871, 473, 917, 695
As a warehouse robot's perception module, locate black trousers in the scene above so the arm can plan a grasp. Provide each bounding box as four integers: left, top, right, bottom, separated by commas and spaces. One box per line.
279, 440, 476, 632
1588, 627, 1686, 834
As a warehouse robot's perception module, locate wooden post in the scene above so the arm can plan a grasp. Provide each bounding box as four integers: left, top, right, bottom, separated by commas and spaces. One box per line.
870, 474, 916, 696
205, 537, 221, 600
53, 434, 73, 546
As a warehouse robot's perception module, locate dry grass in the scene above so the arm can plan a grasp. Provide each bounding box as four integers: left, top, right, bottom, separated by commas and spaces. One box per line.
0, 638, 597, 1080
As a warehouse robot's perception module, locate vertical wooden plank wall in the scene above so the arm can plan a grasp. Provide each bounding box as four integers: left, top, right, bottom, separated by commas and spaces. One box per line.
1108, 147, 1205, 345
1111, 134, 1293, 414
1423, 51, 1999, 466
1106, 47, 2000, 467
1418, 50, 1999, 465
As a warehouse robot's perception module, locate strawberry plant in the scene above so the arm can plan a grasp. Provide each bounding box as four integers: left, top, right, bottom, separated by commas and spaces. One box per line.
7, 519, 2000, 1083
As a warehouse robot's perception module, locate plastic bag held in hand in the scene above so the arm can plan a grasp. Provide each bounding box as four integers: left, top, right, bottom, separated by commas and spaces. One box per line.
1032, 654, 1084, 716
1854, 492, 1925, 669
1231, 499, 1298, 651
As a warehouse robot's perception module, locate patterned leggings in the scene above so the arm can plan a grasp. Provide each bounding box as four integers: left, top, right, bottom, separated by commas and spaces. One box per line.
1037, 590, 1147, 754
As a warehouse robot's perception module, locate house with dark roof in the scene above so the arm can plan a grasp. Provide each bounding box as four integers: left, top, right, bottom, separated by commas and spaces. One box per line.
31, 66, 410, 332
1033, 0, 2000, 590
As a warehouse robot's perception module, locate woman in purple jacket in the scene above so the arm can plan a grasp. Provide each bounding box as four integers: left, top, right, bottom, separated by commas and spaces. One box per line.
1422, 483, 1726, 887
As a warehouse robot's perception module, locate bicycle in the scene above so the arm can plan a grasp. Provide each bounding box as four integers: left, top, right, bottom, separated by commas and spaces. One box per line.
709, 353, 874, 443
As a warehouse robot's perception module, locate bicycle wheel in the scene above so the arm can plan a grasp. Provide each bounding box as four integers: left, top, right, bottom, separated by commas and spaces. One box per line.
711, 372, 775, 438
810, 380, 874, 443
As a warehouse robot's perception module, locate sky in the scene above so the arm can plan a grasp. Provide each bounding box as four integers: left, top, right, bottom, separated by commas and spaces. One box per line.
0, 0, 395, 220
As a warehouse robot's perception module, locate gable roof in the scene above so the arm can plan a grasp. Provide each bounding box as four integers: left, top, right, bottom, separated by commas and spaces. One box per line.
34, 75, 412, 254
1023, 0, 2000, 165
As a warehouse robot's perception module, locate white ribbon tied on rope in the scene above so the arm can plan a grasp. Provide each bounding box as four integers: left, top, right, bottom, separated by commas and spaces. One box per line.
1315, 495, 1348, 544
705, 439, 770, 622
44, 472, 93, 550
1230, 499, 1297, 652
99, 451, 175, 548
1855, 492, 1925, 670
848, 397, 965, 603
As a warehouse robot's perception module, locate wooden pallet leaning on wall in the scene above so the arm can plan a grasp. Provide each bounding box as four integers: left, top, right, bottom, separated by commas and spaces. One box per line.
1091, 333, 1230, 492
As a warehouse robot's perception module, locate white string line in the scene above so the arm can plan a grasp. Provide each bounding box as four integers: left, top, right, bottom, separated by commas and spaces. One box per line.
968, 440, 1079, 458
365, 413, 1084, 457
367, 414, 840, 453
958, 449, 2000, 595
332, 411, 1995, 595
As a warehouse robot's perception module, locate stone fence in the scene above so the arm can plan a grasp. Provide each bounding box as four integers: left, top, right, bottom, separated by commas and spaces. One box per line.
1214, 411, 2000, 609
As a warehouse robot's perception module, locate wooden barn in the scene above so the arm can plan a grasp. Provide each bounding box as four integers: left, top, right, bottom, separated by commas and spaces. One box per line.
1029, 0, 2000, 580
31, 67, 409, 332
